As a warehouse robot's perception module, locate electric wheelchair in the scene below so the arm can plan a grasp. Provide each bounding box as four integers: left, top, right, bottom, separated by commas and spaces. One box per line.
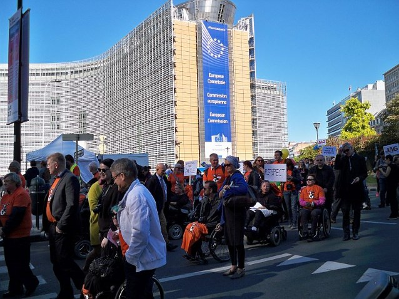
244, 212, 287, 246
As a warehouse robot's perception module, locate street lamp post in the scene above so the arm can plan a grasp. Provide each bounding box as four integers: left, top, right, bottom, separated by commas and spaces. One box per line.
313, 122, 320, 145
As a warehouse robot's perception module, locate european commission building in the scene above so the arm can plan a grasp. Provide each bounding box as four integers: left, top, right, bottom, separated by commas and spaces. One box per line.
0, 0, 287, 173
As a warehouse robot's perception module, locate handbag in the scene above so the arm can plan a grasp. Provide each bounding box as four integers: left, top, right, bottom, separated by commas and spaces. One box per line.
224, 194, 256, 208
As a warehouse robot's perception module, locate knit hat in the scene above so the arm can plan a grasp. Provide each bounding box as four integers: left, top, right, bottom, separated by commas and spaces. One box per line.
225, 156, 239, 169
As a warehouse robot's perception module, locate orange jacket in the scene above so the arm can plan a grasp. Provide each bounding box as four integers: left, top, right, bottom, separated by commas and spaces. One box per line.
181, 222, 208, 255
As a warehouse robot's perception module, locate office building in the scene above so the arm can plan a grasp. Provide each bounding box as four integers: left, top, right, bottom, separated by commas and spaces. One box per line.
384, 63, 399, 103
326, 80, 385, 137
0, 0, 287, 174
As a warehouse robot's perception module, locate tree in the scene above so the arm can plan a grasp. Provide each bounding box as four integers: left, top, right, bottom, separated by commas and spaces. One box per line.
381, 94, 399, 141
340, 98, 376, 140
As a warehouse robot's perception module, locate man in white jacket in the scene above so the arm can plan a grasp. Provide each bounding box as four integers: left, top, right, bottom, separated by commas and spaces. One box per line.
110, 158, 166, 298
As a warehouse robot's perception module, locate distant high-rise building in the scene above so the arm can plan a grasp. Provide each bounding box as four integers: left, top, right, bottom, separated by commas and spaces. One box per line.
0, 0, 288, 174
384, 64, 399, 103
326, 80, 385, 137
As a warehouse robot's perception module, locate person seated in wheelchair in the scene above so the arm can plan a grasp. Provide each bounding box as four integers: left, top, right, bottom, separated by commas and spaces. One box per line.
244, 180, 283, 233
299, 174, 326, 242
181, 180, 221, 264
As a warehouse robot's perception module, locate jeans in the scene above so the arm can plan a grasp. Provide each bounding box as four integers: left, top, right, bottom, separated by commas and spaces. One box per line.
300, 208, 321, 235
283, 190, 298, 227
379, 178, 387, 205
124, 260, 155, 299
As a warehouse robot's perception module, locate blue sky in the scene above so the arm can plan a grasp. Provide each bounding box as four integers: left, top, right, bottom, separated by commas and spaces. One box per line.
1, 0, 398, 142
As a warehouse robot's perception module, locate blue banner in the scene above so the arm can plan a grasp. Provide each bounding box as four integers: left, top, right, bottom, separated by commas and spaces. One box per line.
202, 21, 231, 157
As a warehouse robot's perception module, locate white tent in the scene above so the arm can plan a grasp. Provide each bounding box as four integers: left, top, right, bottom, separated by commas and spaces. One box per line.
26, 135, 98, 183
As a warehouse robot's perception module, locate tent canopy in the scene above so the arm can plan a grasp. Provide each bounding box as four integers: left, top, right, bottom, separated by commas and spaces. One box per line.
26, 135, 98, 183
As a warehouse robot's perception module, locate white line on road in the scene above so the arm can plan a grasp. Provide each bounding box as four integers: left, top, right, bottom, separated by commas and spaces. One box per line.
159, 253, 291, 283
362, 220, 397, 225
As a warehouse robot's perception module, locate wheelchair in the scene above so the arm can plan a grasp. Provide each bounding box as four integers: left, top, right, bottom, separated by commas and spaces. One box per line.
298, 207, 331, 241
244, 214, 287, 246
199, 228, 230, 262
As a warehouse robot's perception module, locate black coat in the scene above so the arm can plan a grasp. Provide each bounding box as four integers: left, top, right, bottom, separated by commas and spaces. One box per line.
309, 165, 335, 193
334, 153, 367, 201
42, 170, 80, 234
145, 174, 170, 213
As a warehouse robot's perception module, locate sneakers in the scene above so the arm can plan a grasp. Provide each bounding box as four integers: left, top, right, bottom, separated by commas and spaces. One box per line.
352, 234, 359, 240
343, 234, 350, 241
223, 268, 237, 276
230, 268, 245, 279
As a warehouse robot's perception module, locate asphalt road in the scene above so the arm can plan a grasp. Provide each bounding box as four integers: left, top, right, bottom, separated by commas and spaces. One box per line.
1, 192, 398, 299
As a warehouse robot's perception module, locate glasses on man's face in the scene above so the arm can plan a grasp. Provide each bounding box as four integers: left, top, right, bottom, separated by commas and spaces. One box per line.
112, 173, 122, 181
98, 168, 109, 173
224, 163, 232, 167
315, 159, 323, 162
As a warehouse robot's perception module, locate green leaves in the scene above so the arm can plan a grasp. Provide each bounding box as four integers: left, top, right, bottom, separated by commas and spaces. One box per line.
340, 98, 376, 139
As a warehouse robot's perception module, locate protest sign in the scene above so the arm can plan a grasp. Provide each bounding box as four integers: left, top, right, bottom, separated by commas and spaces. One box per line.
264, 164, 287, 182
184, 160, 198, 176
383, 143, 399, 156
322, 146, 337, 157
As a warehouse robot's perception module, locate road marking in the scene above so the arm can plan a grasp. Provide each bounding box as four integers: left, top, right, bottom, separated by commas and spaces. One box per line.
313, 261, 355, 274
26, 293, 58, 299
277, 255, 318, 267
159, 253, 291, 283
0, 275, 46, 291
0, 263, 34, 274
357, 268, 399, 283
362, 221, 397, 225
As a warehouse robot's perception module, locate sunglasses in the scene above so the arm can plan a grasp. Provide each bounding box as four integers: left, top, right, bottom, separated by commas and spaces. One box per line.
98, 168, 109, 173
306, 179, 315, 181
224, 163, 233, 167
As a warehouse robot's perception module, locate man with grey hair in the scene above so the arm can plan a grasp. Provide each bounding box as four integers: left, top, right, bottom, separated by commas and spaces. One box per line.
43, 152, 85, 298
8, 160, 26, 188
110, 158, 166, 298
335, 143, 367, 241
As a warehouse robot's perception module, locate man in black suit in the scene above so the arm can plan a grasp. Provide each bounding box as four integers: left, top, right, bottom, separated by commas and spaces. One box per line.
309, 154, 335, 213
145, 163, 177, 251
334, 143, 368, 241
43, 153, 85, 299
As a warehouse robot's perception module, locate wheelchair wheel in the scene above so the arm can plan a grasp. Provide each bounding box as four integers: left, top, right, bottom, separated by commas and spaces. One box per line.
209, 229, 230, 262
322, 208, 331, 238
115, 277, 164, 299
168, 223, 183, 240
269, 227, 281, 246
74, 239, 92, 259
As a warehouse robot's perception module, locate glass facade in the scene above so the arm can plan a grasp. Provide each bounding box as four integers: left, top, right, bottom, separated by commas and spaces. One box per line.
0, 0, 288, 174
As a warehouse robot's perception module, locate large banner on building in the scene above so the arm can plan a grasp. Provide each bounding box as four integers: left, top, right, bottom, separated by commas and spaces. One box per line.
202, 21, 232, 158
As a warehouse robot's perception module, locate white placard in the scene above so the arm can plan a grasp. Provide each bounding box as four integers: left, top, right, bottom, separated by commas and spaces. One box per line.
264, 164, 287, 182
318, 139, 327, 146
383, 143, 399, 156
184, 160, 198, 176
322, 146, 337, 157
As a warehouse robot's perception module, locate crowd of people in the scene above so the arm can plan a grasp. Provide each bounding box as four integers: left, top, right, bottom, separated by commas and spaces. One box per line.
0, 142, 398, 297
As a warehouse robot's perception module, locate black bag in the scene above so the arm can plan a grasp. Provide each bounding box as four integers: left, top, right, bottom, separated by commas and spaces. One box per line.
224, 186, 257, 208
84, 256, 124, 296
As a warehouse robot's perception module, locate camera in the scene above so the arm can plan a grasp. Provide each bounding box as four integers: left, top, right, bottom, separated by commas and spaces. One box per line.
93, 203, 103, 214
